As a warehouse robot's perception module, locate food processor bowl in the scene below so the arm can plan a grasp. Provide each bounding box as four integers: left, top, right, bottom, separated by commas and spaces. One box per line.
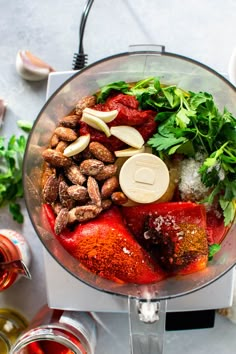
23, 48, 236, 353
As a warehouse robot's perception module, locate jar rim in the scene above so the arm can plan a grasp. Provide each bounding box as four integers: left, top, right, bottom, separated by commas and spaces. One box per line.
10, 326, 90, 354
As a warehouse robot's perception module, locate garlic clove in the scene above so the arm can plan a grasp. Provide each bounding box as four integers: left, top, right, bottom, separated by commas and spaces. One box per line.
114, 146, 145, 157
81, 112, 111, 137
110, 125, 144, 149
63, 134, 90, 157
83, 107, 118, 123
16, 50, 55, 81
0, 98, 6, 127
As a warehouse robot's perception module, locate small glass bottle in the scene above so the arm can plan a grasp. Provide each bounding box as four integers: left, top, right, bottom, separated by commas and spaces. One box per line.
10, 306, 97, 354
0, 308, 28, 354
0, 229, 31, 291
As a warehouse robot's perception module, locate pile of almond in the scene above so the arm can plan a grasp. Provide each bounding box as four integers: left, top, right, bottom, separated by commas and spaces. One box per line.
41, 96, 128, 235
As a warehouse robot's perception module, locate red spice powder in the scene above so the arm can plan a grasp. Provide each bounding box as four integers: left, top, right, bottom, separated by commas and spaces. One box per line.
47, 206, 166, 284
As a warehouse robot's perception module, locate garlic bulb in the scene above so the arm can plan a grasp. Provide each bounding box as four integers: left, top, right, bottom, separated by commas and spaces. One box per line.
0, 98, 6, 127
16, 50, 55, 81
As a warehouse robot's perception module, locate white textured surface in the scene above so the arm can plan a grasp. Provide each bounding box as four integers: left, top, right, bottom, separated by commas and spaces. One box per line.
0, 0, 236, 353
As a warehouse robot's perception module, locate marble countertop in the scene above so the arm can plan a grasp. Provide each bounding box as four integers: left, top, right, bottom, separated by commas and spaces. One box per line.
1, 0, 236, 353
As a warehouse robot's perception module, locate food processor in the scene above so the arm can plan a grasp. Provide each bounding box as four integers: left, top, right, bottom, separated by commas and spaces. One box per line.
23, 47, 236, 353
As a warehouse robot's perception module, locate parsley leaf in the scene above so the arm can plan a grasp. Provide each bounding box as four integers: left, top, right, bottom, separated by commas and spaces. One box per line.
148, 133, 188, 154
96, 81, 129, 103
0, 134, 28, 223
208, 244, 221, 260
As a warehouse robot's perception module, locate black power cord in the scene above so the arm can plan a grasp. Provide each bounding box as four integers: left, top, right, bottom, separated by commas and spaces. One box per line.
72, 0, 94, 70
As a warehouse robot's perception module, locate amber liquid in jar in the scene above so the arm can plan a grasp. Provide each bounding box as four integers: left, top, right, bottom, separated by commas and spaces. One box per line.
0, 230, 31, 291
0, 308, 28, 354
0, 234, 19, 291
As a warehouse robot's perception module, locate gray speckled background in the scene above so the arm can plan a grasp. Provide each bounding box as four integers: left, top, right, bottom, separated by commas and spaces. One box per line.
1, 0, 236, 353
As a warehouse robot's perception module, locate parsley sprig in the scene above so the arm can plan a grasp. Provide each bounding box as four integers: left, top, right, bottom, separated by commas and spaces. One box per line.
143, 78, 236, 225
0, 134, 28, 223
96, 77, 236, 225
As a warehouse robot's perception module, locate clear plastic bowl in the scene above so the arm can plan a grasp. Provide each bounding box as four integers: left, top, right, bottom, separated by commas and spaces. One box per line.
23, 49, 236, 300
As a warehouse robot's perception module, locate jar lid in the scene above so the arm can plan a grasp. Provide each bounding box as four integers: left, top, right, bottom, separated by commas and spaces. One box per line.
119, 153, 170, 203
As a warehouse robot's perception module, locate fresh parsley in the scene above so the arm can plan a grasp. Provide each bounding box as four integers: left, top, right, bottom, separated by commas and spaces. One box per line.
140, 78, 236, 226
97, 77, 236, 225
0, 134, 28, 223
96, 81, 129, 103
208, 244, 221, 260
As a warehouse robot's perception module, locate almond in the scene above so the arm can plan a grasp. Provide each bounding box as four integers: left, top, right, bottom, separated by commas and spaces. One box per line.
64, 163, 86, 185
68, 204, 102, 223
101, 199, 113, 210
41, 163, 56, 188
89, 142, 115, 163
101, 176, 119, 199
42, 174, 59, 203
54, 127, 78, 142
52, 202, 63, 215
75, 95, 96, 114
59, 115, 79, 128
80, 159, 104, 176
67, 185, 88, 201
55, 141, 69, 153
50, 133, 60, 148
59, 180, 75, 209
42, 149, 71, 167
111, 191, 128, 205
54, 208, 69, 235
95, 164, 118, 181
87, 176, 101, 207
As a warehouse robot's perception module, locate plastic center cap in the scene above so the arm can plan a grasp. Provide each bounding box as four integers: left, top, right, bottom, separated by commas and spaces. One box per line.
119, 153, 170, 203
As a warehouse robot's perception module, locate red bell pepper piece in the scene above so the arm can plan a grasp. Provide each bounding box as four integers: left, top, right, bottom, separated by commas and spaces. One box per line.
122, 202, 208, 275
121, 202, 206, 239
42, 204, 166, 284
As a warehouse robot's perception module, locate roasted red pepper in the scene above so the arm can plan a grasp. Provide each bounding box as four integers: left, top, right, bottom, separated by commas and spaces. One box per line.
43, 204, 166, 284
121, 202, 206, 238
122, 202, 208, 275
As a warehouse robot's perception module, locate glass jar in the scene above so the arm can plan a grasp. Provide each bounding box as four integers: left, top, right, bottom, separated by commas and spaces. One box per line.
0, 308, 28, 354
0, 229, 31, 291
10, 306, 97, 354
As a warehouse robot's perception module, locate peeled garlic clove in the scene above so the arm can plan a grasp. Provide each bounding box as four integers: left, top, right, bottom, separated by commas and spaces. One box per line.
0, 98, 6, 127
83, 107, 118, 123
110, 126, 144, 149
114, 146, 145, 157
16, 50, 55, 81
63, 134, 90, 157
81, 112, 111, 137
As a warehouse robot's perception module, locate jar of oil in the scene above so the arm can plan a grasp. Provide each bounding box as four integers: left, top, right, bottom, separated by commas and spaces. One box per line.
0, 229, 31, 291
0, 308, 28, 354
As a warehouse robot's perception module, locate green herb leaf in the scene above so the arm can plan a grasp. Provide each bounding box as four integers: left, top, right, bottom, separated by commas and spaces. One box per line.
17, 120, 33, 132
9, 202, 24, 224
148, 133, 187, 153
0, 135, 27, 223
208, 244, 221, 260
96, 81, 129, 103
